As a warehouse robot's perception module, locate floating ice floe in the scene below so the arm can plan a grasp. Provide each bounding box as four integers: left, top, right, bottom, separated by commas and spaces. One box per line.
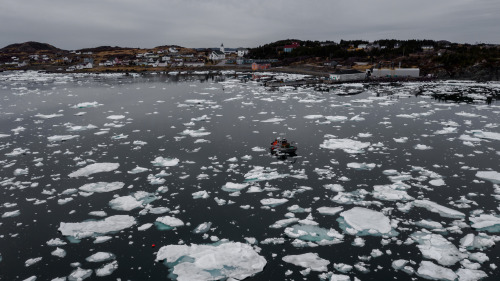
260, 117, 285, 123
68, 267, 92, 281
108, 196, 143, 211
25, 257, 42, 267
304, 115, 323, 119
320, 137, 370, 154
284, 224, 344, 245
413, 200, 466, 219
86, 252, 115, 262
416, 260, 457, 281
414, 144, 433, 150
434, 127, 457, 135
372, 184, 413, 201
338, 207, 397, 236
222, 182, 248, 192
282, 253, 329, 272
2, 210, 21, 218
470, 130, 500, 141
193, 222, 212, 234
106, 115, 125, 120
79, 182, 124, 193
127, 166, 149, 174
460, 233, 496, 250
469, 214, 500, 232
34, 113, 63, 119
5, 147, 29, 157
260, 198, 288, 207
411, 231, 466, 266
151, 157, 179, 167
244, 166, 289, 182
347, 162, 376, 170
96, 261, 118, 277
51, 247, 66, 258
475, 171, 500, 184
155, 216, 184, 230
180, 127, 211, 137
66, 124, 97, 132
72, 101, 102, 108
68, 163, 120, 178
155, 242, 266, 280
317, 207, 343, 216
192, 190, 210, 199
58, 215, 136, 239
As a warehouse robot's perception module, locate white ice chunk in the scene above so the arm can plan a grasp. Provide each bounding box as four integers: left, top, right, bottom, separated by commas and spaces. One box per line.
222, 182, 249, 192
413, 200, 466, 219
156, 216, 184, 228
155, 242, 266, 281
51, 248, 67, 258
469, 214, 500, 232
456, 268, 488, 281
2, 210, 21, 218
68, 163, 119, 178
317, 207, 343, 216
260, 198, 288, 207
47, 135, 79, 142
68, 268, 92, 281
106, 115, 125, 120
282, 253, 329, 271
85, 252, 115, 262
109, 196, 142, 211
320, 138, 370, 154
411, 231, 466, 266
339, 207, 395, 236
347, 162, 376, 170
58, 215, 136, 238
95, 261, 118, 277
373, 185, 413, 201
79, 182, 124, 193
475, 171, 500, 184
25, 257, 42, 267
151, 157, 179, 167
416, 261, 457, 281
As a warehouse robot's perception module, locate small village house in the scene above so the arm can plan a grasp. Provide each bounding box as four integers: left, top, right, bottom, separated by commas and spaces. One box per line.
283, 42, 300, 53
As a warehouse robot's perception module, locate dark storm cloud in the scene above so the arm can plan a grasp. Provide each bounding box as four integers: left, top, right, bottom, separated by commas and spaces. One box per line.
1, 0, 499, 50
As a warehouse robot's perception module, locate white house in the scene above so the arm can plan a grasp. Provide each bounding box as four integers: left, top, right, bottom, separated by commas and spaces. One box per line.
209, 50, 225, 61
237, 48, 249, 57
169, 47, 178, 53
209, 43, 226, 61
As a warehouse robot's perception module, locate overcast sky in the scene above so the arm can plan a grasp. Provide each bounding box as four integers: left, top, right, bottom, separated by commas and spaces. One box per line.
1, 0, 499, 50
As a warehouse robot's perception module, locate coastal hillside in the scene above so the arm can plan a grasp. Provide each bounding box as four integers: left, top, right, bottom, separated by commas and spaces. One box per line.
0, 41, 63, 54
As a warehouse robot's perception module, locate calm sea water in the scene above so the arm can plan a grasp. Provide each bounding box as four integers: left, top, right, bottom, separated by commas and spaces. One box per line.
0, 71, 499, 280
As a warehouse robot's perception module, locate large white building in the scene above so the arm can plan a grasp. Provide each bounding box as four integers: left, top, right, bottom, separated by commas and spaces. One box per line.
368, 68, 420, 78
209, 43, 226, 61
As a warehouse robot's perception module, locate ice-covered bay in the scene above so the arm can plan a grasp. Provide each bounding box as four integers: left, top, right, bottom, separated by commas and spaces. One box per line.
1, 72, 499, 281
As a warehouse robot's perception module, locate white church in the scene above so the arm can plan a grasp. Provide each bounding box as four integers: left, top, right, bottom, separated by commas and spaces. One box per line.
209, 43, 226, 61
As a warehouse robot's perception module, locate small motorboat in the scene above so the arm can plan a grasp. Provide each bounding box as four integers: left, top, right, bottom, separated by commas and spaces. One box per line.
270, 139, 297, 155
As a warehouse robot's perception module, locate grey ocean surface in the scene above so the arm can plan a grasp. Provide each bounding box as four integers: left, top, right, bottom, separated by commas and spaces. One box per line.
0, 71, 499, 281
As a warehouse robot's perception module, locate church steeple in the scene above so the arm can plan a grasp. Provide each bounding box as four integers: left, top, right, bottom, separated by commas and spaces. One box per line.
220, 43, 225, 53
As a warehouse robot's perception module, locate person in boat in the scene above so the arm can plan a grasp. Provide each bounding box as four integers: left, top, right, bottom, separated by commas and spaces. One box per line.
271, 139, 278, 146
281, 139, 290, 148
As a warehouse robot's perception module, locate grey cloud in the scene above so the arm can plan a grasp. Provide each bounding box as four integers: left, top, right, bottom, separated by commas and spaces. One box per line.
1, 0, 499, 50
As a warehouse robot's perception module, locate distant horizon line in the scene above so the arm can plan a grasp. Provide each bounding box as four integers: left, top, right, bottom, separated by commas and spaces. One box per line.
2, 38, 500, 51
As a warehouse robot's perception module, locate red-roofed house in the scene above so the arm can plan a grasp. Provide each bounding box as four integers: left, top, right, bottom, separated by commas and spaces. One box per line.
283, 42, 300, 53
